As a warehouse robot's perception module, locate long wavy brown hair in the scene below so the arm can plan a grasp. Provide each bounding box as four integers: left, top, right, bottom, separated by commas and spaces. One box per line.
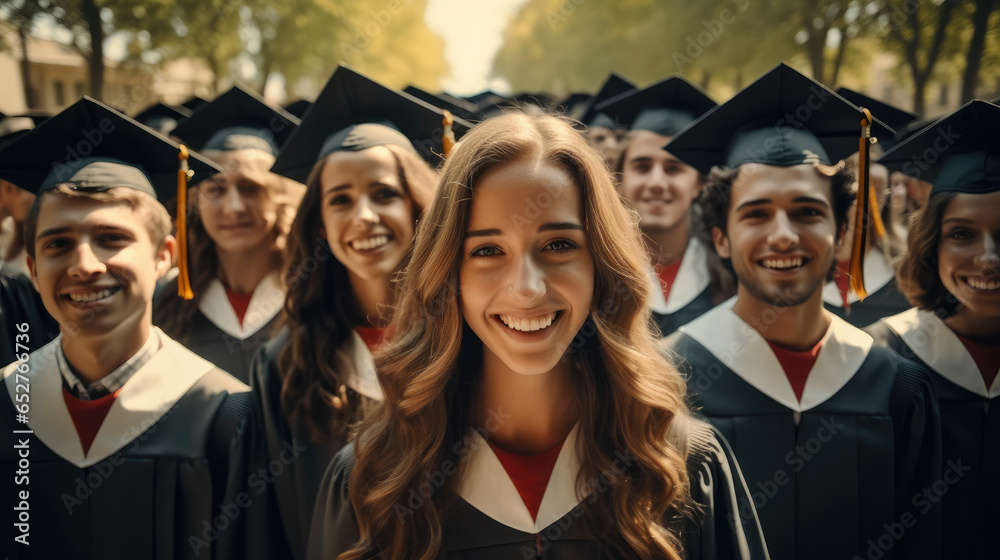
897, 191, 962, 317
153, 150, 303, 340
278, 144, 438, 442
343, 113, 693, 560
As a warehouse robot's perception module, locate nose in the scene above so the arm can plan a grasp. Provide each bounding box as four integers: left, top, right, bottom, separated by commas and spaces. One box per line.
974, 234, 1000, 273
646, 165, 669, 192
221, 185, 247, 213
68, 243, 107, 278
508, 254, 546, 302
353, 196, 379, 226
766, 210, 799, 251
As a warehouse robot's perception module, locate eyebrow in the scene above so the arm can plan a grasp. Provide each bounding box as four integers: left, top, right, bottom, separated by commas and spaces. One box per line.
735, 196, 831, 212
465, 222, 584, 239
942, 217, 974, 225
36, 226, 72, 239
324, 182, 399, 197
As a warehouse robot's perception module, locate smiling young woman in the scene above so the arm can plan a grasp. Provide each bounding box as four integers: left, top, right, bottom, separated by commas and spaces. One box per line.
307, 112, 767, 560
236, 66, 468, 560
868, 100, 1000, 559
152, 86, 304, 384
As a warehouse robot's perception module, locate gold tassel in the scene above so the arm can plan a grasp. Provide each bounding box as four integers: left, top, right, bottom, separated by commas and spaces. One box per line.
176, 145, 193, 300
849, 109, 874, 301
442, 110, 455, 159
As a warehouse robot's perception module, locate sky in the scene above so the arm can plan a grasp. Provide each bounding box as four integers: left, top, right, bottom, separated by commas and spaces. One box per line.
425, 0, 529, 95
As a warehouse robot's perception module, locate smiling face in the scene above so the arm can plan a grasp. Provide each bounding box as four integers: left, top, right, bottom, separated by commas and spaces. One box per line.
459, 159, 595, 377
714, 164, 839, 309
619, 130, 702, 234
937, 190, 1000, 317
196, 149, 281, 256
319, 146, 416, 283
28, 194, 173, 339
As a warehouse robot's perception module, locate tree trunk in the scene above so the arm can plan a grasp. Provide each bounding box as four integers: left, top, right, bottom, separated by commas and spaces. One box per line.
81, 0, 105, 101
831, 27, 849, 86
17, 26, 35, 109
961, 0, 994, 102
912, 74, 927, 116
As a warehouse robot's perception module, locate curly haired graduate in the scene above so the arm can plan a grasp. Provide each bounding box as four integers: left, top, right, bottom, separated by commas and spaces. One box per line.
308, 112, 768, 560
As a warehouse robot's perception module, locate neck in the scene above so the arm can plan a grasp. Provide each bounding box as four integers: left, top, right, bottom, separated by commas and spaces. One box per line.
731, 287, 831, 351
61, 318, 151, 385
472, 351, 580, 455
216, 245, 277, 294
347, 271, 394, 327
644, 221, 690, 266
945, 309, 1000, 344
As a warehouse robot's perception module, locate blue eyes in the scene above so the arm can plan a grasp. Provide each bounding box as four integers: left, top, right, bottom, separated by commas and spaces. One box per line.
467, 239, 579, 258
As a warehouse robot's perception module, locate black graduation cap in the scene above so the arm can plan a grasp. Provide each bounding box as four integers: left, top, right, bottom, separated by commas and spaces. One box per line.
282, 99, 313, 120
512, 92, 559, 111
464, 90, 515, 121
180, 96, 209, 112
835, 88, 919, 132
579, 73, 638, 130
172, 84, 300, 155
560, 92, 592, 120
403, 85, 478, 120
272, 65, 474, 184
0, 97, 219, 200
665, 63, 894, 175
134, 102, 193, 135
595, 75, 716, 137
879, 100, 1000, 195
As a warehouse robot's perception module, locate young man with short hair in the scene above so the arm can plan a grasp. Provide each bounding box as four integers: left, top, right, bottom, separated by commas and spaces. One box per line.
662, 64, 942, 560
0, 98, 254, 559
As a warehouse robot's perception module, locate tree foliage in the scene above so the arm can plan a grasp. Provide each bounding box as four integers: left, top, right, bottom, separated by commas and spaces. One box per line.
0, 0, 448, 102
492, 0, 999, 115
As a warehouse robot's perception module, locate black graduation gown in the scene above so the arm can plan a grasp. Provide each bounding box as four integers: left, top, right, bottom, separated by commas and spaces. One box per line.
307, 419, 769, 559
822, 252, 910, 329
665, 301, 942, 560
0, 269, 58, 365
650, 238, 716, 337
153, 273, 284, 384
866, 309, 999, 560
240, 327, 383, 560
0, 329, 252, 560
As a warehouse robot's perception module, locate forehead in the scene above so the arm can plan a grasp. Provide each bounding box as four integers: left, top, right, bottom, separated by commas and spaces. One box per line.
730, 164, 834, 206
626, 130, 673, 159
320, 146, 399, 187
468, 160, 582, 227
209, 148, 277, 176
36, 194, 143, 233
942, 191, 1000, 224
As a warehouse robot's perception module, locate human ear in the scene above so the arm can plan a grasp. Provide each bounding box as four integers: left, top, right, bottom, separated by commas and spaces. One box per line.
712, 226, 731, 259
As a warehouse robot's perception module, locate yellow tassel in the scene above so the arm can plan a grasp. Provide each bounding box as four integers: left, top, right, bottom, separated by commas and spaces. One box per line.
442, 110, 455, 159
849, 108, 874, 301
176, 145, 193, 300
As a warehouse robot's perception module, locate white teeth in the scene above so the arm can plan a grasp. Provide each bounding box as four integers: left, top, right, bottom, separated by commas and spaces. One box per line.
762, 258, 804, 270
67, 287, 117, 303
968, 278, 1000, 290
350, 235, 388, 251
499, 312, 557, 332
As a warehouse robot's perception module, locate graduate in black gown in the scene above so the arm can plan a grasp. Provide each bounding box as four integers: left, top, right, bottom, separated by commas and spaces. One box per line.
600, 76, 736, 336
153, 85, 304, 383
308, 112, 768, 560
661, 64, 942, 560
866, 100, 1000, 559
821, 88, 919, 328
0, 98, 252, 559
239, 65, 471, 559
